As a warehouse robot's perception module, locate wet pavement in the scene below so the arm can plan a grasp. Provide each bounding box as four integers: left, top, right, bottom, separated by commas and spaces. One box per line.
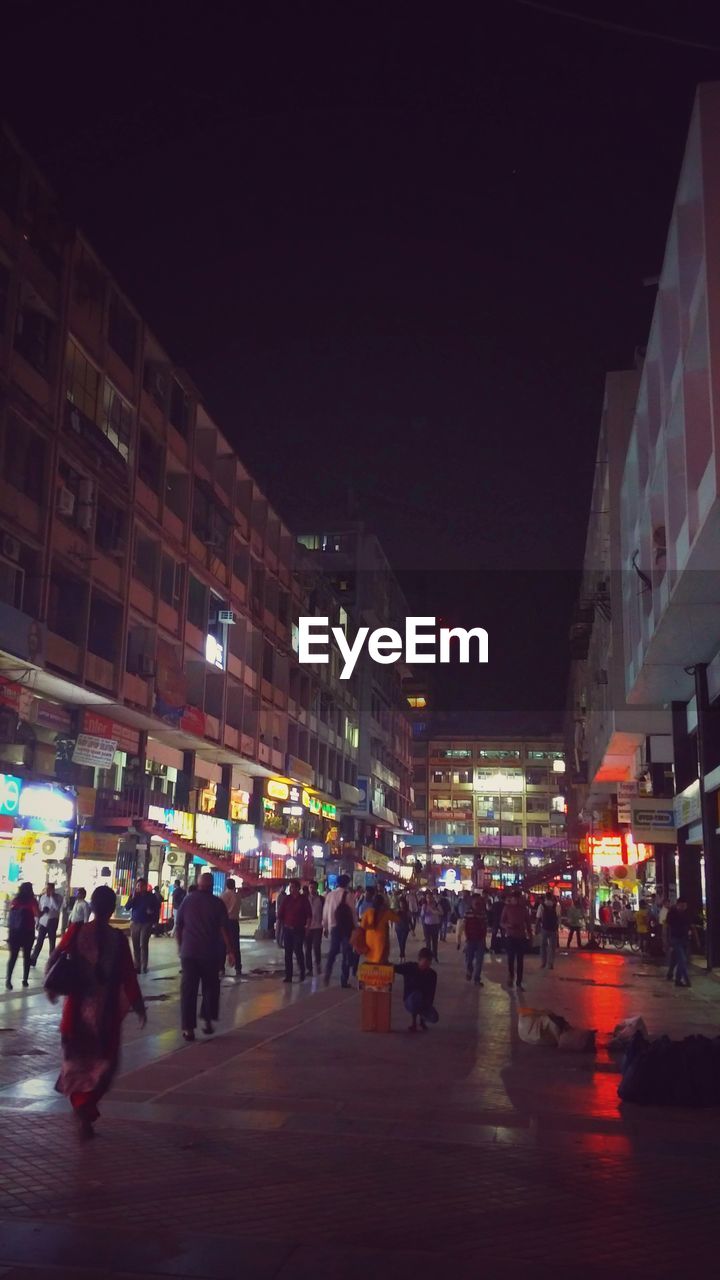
1, 931, 719, 1278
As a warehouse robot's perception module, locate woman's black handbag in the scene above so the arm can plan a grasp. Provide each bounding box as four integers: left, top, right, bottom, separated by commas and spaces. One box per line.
44, 929, 88, 998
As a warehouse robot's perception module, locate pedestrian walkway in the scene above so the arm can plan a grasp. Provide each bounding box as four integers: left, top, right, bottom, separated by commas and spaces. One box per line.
0, 934, 719, 1279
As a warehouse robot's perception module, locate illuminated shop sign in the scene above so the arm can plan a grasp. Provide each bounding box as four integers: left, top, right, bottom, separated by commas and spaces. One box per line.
308, 795, 322, 815
230, 788, 250, 821
267, 780, 289, 801
0, 772, 22, 817
147, 805, 195, 842
195, 813, 232, 852
17, 784, 75, 833
588, 832, 652, 869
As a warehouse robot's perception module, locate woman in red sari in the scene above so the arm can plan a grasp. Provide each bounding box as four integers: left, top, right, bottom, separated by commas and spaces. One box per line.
49, 885, 146, 1140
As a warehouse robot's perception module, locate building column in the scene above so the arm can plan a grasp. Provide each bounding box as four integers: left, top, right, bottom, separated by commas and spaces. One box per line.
175, 751, 195, 811
693, 665, 720, 969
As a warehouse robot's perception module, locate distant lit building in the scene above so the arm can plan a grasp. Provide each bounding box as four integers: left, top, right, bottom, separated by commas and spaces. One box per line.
404, 711, 567, 890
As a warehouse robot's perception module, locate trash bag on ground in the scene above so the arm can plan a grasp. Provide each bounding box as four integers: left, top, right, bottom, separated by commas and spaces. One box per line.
608, 1015, 648, 1050
558, 1027, 596, 1053
517, 1008, 569, 1046
618, 1031, 720, 1106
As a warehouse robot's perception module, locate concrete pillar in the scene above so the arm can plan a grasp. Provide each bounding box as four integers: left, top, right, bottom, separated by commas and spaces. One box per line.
693, 665, 720, 969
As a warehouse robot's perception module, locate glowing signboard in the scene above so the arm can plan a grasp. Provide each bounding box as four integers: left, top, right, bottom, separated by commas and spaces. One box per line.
17, 784, 75, 832
267, 780, 289, 801
0, 772, 22, 817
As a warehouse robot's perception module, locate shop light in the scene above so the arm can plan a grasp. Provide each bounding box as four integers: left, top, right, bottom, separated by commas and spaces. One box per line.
311, 844, 324, 857
270, 839, 287, 856
18, 785, 74, 827
0, 772, 22, 817
286, 857, 298, 871
237, 835, 259, 854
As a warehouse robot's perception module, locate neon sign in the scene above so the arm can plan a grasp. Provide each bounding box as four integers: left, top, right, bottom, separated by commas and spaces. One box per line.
0, 772, 22, 817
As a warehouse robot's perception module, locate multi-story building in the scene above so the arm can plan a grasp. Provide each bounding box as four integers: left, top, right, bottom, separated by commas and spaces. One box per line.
405, 711, 567, 891
568, 84, 720, 962
0, 123, 363, 917
565, 370, 673, 910
295, 524, 413, 877
617, 83, 720, 961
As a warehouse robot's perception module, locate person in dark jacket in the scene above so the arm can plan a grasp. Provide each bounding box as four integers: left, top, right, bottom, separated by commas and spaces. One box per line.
500, 891, 532, 991
5, 882, 39, 990
463, 894, 488, 986
124, 879, 160, 974
395, 949, 439, 1032
666, 899, 692, 988
278, 880, 311, 983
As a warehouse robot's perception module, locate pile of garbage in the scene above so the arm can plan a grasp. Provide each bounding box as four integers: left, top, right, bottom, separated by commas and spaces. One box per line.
517, 1007, 596, 1053
612, 1017, 720, 1107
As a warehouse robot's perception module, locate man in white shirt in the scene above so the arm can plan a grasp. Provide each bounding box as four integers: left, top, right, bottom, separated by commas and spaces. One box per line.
322, 874, 356, 988
70, 887, 91, 924
220, 877, 243, 977
31, 882, 63, 966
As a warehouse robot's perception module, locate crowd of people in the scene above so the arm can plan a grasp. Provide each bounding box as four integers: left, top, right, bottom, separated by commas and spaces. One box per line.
2, 872, 698, 1141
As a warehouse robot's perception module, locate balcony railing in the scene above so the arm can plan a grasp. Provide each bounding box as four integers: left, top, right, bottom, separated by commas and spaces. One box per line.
95, 785, 172, 823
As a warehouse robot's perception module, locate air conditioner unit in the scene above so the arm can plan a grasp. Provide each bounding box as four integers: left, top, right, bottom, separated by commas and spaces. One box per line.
218, 609, 236, 625
1, 533, 20, 562
137, 653, 156, 677
56, 486, 75, 517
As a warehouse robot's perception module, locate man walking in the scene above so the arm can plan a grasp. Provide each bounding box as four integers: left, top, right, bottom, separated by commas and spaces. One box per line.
124, 878, 160, 974
500, 890, 532, 991
69, 887, 91, 924
537, 892, 561, 970
304, 881, 324, 976
175, 872, 233, 1040
278, 880, 311, 983
323, 874, 356, 988
463, 894, 488, 986
170, 878, 186, 935
220, 877, 243, 977
666, 898, 692, 988
30, 882, 63, 967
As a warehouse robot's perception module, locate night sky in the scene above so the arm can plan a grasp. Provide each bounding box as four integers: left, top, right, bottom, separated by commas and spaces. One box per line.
4, 1, 720, 715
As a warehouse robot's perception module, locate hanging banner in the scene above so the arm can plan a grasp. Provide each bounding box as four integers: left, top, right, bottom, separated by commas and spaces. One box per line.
617, 780, 638, 824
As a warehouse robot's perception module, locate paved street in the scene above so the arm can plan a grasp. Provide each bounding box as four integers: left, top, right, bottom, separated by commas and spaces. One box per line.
1, 931, 719, 1279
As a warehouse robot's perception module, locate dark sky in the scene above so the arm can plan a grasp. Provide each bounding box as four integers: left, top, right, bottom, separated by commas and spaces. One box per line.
4, 0, 720, 715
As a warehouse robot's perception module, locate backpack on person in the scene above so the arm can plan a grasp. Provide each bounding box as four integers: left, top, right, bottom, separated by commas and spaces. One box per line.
8, 903, 29, 935
335, 891, 354, 938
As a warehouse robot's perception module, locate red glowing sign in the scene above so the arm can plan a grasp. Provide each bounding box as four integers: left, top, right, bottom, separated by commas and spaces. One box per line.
589, 833, 652, 869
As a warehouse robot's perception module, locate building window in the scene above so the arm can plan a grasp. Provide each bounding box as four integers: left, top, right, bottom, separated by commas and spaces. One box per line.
169, 378, 190, 436
165, 468, 188, 520
143, 360, 168, 412
527, 750, 564, 761
432, 770, 450, 785
452, 769, 473, 784
95, 493, 126, 555
437, 748, 472, 760
48, 568, 87, 644
526, 768, 548, 786
3, 414, 47, 504
101, 381, 132, 462
160, 553, 184, 611
65, 338, 100, 425
526, 796, 550, 813
88, 593, 122, 662
138, 428, 163, 492
14, 290, 55, 376
107, 290, 138, 369
132, 529, 159, 591
187, 573, 208, 630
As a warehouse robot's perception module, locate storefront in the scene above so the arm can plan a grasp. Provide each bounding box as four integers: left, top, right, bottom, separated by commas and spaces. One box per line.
588, 832, 654, 908
0, 777, 76, 932
72, 830, 120, 898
